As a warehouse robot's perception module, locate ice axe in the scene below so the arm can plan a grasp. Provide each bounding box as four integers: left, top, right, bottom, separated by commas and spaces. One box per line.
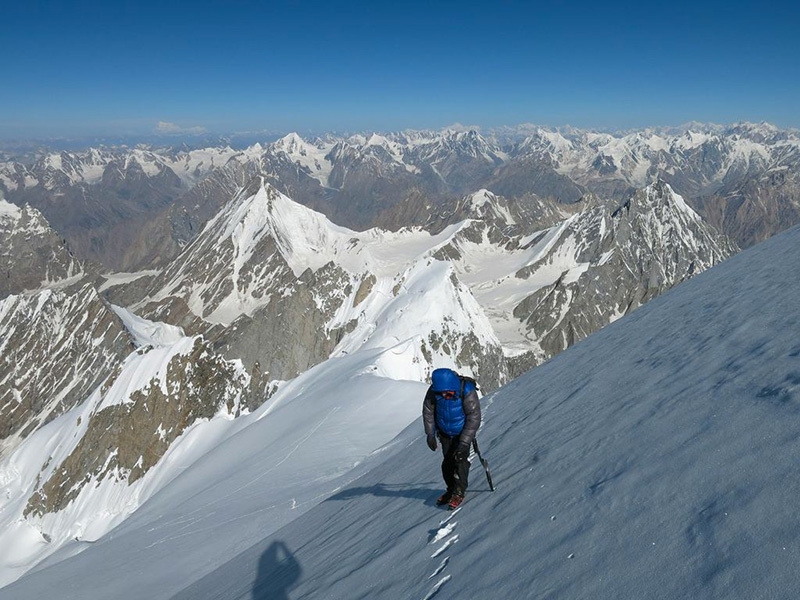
472, 439, 495, 491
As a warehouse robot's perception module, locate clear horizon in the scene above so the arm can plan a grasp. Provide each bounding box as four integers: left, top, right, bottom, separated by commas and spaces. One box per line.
0, 119, 796, 149
3, 0, 799, 140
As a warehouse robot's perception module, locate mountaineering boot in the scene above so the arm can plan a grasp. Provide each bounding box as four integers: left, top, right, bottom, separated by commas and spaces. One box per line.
436, 491, 453, 506
447, 493, 464, 510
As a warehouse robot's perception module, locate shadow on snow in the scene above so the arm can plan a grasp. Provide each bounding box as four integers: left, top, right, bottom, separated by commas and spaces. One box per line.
251, 541, 302, 600
329, 482, 440, 505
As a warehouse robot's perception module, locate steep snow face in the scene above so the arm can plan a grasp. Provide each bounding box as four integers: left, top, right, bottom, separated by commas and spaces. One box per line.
330, 258, 504, 378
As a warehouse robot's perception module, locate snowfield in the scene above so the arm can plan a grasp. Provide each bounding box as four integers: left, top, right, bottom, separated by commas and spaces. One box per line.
2, 218, 798, 599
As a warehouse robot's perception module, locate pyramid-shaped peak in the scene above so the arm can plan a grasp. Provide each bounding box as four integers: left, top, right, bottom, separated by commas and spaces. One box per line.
273, 132, 311, 152
640, 179, 694, 213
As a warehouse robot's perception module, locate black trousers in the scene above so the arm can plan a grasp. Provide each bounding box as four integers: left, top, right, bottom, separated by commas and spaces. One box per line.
440, 434, 470, 495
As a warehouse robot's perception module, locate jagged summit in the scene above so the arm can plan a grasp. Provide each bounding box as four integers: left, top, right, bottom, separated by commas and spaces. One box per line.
133, 178, 508, 386
3, 123, 796, 271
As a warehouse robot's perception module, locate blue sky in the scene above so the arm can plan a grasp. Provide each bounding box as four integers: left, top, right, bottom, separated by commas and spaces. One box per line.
2, 0, 799, 139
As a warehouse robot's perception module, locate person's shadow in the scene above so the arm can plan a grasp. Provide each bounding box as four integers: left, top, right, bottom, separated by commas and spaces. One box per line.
251, 541, 302, 600
328, 482, 438, 504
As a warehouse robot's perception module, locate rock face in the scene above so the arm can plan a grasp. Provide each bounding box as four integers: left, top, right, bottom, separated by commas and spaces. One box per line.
0, 280, 132, 453
509, 182, 736, 367
693, 164, 800, 248
417, 183, 736, 377
24, 336, 248, 517
0, 198, 131, 454
0, 199, 82, 299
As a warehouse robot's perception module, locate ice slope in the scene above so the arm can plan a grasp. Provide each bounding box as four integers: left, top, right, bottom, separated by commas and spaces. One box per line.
157, 223, 799, 600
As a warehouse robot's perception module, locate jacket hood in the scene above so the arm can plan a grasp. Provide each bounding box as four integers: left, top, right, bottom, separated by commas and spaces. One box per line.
431, 368, 461, 392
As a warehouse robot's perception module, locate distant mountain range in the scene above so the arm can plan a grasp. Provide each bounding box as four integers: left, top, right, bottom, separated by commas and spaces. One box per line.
1, 122, 797, 270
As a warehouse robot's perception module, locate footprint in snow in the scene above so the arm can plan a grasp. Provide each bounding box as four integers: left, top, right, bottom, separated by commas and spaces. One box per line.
439, 507, 460, 525
420, 502, 461, 599
430, 521, 457, 545
422, 575, 451, 600
428, 556, 449, 580
431, 534, 458, 558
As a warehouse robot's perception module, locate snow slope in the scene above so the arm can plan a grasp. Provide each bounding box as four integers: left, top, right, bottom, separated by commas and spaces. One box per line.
4, 226, 798, 598
0, 342, 427, 595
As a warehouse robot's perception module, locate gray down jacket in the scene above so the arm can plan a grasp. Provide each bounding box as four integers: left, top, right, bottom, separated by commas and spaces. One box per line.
422, 387, 481, 445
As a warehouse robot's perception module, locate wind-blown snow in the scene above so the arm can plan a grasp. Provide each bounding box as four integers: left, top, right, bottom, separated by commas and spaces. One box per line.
6, 225, 795, 599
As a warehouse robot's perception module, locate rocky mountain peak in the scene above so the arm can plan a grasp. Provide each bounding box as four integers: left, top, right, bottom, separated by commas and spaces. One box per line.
0, 199, 83, 298
614, 180, 732, 253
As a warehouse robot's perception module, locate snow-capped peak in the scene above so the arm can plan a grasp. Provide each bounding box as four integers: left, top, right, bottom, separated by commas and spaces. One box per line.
640, 180, 695, 215
270, 133, 335, 187
464, 189, 517, 225
273, 132, 306, 152
219, 180, 358, 277
468, 189, 496, 209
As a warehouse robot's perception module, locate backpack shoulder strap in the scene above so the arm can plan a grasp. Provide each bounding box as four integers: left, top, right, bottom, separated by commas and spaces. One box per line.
459, 375, 478, 398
